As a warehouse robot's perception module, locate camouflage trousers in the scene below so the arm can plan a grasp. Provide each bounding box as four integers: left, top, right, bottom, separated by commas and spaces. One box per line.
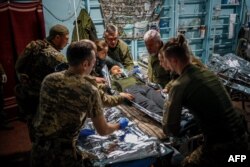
14, 84, 39, 119
31, 141, 92, 167
182, 133, 248, 167
14, 84, 39, 142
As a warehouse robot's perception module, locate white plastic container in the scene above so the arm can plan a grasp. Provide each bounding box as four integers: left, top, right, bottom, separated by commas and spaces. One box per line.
200, 25, 206, 39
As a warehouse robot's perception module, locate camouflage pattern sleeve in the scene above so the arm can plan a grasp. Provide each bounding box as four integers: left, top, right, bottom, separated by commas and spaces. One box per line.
33, 72, 104, 138
16, 40, 66, 75
16, 40, 67, 96
87, 85, 105, 118
15, 41, 42, 75
76, 75, 105, 118
97, 84, 125, 107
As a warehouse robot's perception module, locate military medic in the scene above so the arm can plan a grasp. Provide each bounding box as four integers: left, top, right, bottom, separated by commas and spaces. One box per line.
161, 34, 248, 167
104, 24, 134, 71
158, 45, 206, 93
31, 40, 129, 167
144, 29, 171, 88
15, 24, 69, 140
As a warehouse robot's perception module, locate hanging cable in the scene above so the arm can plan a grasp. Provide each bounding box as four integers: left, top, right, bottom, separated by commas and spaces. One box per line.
73, 0, 79, 41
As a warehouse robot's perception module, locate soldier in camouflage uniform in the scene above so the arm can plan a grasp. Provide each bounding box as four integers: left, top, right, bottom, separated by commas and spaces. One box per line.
104, 24, 134, 71
15, 24, 69, 140
144, 30, 171, 88
31, 40, 129, 167
161, 35, 248, 167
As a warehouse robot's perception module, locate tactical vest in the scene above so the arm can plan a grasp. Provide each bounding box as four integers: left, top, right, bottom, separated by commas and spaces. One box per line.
112, 76, 143, 92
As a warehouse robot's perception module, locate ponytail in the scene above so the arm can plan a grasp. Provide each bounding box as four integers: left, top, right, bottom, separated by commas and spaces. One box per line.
177, 34, 186, 47
162, 34, 190, 63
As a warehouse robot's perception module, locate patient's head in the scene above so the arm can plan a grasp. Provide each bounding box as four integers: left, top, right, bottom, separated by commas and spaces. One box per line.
110, 65, 122, 75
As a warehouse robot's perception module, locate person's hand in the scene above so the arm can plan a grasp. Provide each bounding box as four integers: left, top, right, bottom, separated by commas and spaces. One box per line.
95, 77, 106, 84
162, 88, 168, 93
119, 92, 134, 101
119, 117, 129, 130
2, 74, 7, 83
79, 129, 95, 137
110, 65, 122, 75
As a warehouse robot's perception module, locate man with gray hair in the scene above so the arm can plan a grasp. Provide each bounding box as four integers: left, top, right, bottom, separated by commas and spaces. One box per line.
104, 24, 134, 71
144, 29, 171, 87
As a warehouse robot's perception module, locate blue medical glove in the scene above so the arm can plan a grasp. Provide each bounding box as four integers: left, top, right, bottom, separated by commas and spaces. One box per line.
119, 117, 129, 130
133, 65, 141, 74
79, 129, 95, 137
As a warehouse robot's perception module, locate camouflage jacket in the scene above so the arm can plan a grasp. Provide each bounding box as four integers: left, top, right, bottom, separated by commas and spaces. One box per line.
85, 76, 125, 107
32, 72, 104, 165
33, 72, 103, 141
107, 39, 134, 71
15, 39, 66, 97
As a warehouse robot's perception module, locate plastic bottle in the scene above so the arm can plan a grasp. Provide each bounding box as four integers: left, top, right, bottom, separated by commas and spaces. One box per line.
200, 25, 206, 39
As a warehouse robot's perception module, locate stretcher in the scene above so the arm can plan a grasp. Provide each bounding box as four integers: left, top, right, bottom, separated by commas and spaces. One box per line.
77, 106, 174, 166
207, 53, 250, 110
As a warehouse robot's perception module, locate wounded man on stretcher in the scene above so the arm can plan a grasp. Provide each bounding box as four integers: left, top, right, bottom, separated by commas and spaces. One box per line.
55, 62, 199, 138
106, 65, 199, 138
